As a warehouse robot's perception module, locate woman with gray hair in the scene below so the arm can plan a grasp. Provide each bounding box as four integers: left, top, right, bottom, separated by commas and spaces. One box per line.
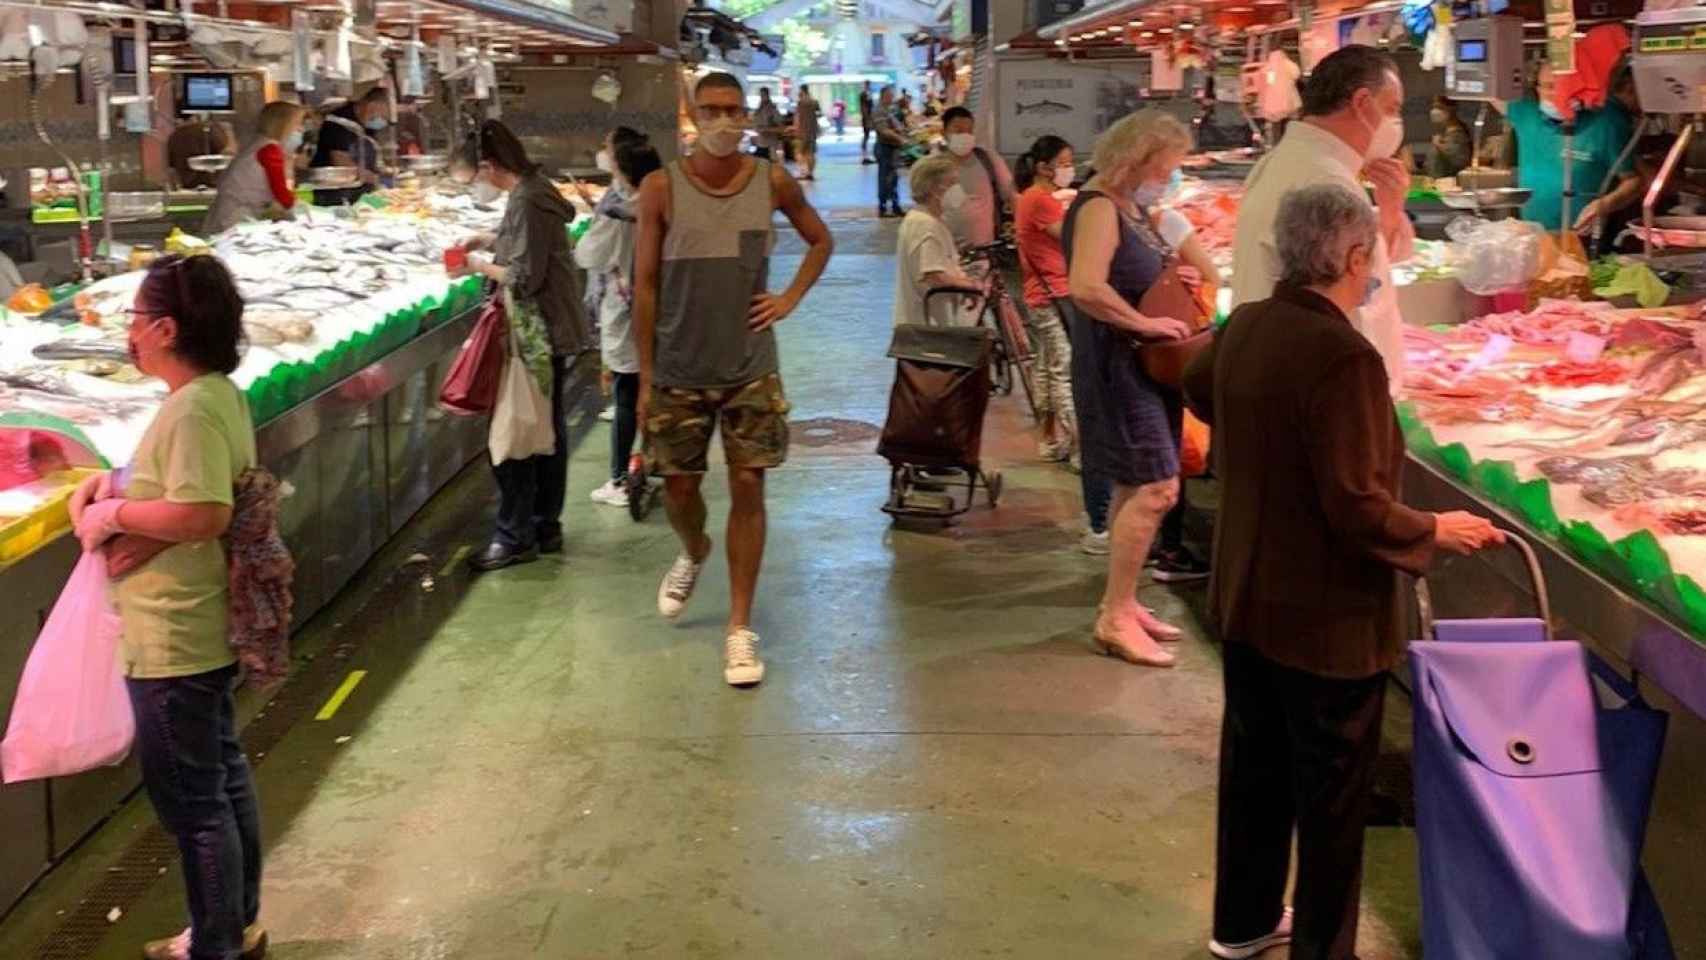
1064, 108, 1197, 668
892, 153, 980, 328
1181, 182, 1501, 960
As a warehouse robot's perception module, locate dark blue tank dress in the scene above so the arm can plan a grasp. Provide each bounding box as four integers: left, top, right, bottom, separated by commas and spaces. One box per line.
1061, 190, 1180, 487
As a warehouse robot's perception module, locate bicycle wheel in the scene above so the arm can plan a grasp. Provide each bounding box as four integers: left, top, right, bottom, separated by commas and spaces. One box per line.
980, 300, 1015, 396
1013, 354, 1040, 420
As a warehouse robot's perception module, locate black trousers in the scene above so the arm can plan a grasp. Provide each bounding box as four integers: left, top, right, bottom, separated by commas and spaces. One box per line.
492, 357, 568, 550
610, 371, 639, 481
1214, 642, 1387, 960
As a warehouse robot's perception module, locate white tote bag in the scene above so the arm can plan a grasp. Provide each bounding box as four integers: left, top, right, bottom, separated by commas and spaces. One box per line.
487, 327, 557, 465
1, 551, 134, 783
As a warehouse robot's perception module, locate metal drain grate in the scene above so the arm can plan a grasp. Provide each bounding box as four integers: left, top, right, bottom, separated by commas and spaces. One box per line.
33, 628, 362, 958
789, 416, 881, 447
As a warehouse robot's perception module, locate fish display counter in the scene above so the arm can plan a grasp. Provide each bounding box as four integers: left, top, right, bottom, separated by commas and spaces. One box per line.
0, 191, 605, 913
1399, 298, 1706, 718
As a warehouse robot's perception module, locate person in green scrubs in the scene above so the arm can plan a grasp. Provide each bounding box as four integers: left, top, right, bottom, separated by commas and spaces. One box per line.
1501, 61, 1637, 231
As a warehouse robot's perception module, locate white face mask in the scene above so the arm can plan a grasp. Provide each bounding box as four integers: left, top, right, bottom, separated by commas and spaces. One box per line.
1364, 102, 1405, 160
472, 179, 502, 204
698, 118, 743, 158
595, 148, 614, 173
947, 133, 975, 157
1052, 164, 1075, 189
942, 184, 968, 210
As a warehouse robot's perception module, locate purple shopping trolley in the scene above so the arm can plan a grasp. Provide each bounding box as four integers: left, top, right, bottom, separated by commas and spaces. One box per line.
1410, 535, 1673, 959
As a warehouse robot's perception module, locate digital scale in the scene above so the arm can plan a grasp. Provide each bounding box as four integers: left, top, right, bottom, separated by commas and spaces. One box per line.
1632, 9, 1706, 115
1631, 8, 1706, 259
1448, 17, 1525, 102
1443, 18, 1526, 216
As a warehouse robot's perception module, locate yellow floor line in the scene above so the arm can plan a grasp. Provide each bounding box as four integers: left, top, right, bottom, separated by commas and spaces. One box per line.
315, 670, 368, 721
439, 545, 471, 579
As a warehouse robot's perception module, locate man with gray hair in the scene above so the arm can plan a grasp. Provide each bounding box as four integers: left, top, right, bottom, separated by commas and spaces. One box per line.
1230, 45, 1415, 388
1185, 185, 1503, 960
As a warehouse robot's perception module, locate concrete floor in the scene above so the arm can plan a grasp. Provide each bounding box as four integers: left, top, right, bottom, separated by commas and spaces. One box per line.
0, 138, 1428, 959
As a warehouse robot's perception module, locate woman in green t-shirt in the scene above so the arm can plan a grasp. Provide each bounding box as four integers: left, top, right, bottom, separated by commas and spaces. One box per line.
69, 254, 268, 960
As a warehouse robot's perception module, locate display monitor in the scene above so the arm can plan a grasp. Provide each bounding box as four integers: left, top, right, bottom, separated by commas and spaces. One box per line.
179, 74, 234, 114
1457, 39, 1488, 63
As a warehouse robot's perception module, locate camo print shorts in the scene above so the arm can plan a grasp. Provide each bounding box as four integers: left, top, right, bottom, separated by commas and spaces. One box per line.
645, 374, 791, 475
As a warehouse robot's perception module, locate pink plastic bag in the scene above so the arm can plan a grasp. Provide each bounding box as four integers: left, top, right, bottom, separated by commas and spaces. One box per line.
1, 551, 133, 783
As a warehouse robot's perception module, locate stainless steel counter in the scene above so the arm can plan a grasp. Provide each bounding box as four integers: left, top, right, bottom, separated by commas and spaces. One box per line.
1404, 456, 1706, 720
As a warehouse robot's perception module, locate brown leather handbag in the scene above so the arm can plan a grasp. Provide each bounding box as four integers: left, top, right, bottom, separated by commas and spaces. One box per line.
1136, 258, 1212, 388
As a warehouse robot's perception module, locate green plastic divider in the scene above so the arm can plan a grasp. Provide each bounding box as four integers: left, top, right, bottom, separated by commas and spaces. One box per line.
241, 278, 483, 425
1514, 478, 1563, 536
1402, 400, 1706, 642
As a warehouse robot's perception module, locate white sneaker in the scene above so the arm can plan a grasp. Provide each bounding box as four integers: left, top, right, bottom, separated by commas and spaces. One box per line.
657, 552, 705, 619
598, 406, 615, 422
1080, 530, 1110, 555
724, 628, 766, 686
589, 479, 628, 507
1208, 907, 1294, 960
1037, 439, 1070, 462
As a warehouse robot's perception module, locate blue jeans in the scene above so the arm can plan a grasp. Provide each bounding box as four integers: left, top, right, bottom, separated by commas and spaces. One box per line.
875, 142, 900, 211
127, 663, 262, 960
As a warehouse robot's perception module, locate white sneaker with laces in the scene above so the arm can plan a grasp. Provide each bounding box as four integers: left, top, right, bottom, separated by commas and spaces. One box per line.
724, 629, 766, 686
589, 479, 628, 507
657, 552, 705, 619
1208, 906, 1294, 960
1080, 529, 1110, 556
598, 406, 615, 422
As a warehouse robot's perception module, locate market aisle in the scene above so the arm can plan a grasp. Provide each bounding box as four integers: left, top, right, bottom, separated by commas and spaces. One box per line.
0, 142, 1423, 959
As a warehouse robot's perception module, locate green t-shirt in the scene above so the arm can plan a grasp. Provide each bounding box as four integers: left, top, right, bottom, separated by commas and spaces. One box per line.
1508, 98, 1635, 231
114, 374, 257, 679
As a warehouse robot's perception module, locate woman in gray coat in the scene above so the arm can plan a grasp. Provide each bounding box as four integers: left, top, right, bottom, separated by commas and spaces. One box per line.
453, 120, 591, 570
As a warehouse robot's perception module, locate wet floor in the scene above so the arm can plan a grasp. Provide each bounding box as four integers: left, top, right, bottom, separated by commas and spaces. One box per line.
0, 138, 1426, 959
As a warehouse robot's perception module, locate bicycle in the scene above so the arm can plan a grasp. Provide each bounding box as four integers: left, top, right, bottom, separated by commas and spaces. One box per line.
959, 240, 1040, 420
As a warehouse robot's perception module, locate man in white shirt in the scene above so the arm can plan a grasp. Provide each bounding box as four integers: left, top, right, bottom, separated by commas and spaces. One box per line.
1231, 44, 1414, 387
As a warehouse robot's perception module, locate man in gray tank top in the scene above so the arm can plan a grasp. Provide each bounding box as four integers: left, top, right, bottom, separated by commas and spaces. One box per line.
634, 71, 834, 688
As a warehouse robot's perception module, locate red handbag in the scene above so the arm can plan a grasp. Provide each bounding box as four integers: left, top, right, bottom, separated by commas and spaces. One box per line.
437, 297, 509, 415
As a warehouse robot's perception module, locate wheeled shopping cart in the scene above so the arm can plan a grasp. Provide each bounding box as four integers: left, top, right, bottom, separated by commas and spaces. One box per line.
878, 287, 1002, 520
1410, 535, 1673, 959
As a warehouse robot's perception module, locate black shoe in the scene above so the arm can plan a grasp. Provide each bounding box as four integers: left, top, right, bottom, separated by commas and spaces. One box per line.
469, 541, 539, 572
1149, 546, 1210, 583
861, 157, 876, 165
538, 531, 564, 555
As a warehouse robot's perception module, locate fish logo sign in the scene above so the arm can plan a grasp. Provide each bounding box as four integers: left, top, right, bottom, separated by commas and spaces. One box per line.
1015, 99, 1072, 116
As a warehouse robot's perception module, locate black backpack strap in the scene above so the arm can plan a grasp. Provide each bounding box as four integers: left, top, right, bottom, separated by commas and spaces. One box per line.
972, 147, 1009, 225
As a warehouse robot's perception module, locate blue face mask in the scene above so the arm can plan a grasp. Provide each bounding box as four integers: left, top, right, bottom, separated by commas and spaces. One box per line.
1134, 179, 1168, 206
283, 131, 304, 152
1362, 275, 1382, 306
365, 117, 389, 133
1166, 168, 1183, 197
1539, 99, 1563, 122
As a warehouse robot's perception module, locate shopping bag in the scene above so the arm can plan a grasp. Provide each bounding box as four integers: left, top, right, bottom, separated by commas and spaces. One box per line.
488, 330, 557, 465
1180, 410, 1210, 477
0, 551, 133, 783
438, 297, 507, 415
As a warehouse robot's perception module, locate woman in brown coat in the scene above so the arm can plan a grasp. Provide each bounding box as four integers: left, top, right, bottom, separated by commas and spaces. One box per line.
1182, 183, 1502, 960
